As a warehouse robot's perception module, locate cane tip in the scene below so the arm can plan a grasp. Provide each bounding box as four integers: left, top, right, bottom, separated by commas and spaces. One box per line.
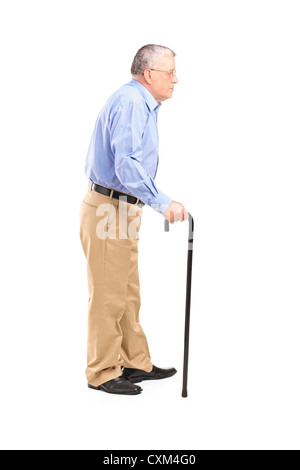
182, 389, 188, 398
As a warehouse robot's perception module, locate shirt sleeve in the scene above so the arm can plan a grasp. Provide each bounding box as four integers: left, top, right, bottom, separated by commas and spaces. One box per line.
110, 99, 172, 214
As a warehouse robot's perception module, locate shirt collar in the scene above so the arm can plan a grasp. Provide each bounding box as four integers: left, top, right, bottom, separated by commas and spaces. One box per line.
130, 79, 161, 112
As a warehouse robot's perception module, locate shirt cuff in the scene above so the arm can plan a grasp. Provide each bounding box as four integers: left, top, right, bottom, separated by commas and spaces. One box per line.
145, 189, 172, 214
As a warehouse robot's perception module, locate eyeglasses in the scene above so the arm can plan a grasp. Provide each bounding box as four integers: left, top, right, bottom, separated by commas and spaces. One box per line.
150, 69, 177, 78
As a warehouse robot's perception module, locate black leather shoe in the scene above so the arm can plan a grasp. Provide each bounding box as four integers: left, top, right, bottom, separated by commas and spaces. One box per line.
88, 376, 142, 395
122, 365, 177, 383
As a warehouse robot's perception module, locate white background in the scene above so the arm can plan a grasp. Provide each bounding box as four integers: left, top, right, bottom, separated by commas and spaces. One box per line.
0, 0, 300, 450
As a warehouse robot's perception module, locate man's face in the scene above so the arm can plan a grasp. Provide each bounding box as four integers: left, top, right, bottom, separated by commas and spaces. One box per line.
147, 54, 178, 102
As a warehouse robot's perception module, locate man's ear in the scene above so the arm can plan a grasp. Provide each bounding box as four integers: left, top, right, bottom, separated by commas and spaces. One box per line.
143, 68, 153, 85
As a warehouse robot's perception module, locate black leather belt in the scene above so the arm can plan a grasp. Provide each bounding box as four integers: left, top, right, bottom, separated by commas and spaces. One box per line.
89, 181, 145, 207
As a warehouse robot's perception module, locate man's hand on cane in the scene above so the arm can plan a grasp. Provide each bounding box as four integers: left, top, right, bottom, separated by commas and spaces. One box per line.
163, 200, 189, 224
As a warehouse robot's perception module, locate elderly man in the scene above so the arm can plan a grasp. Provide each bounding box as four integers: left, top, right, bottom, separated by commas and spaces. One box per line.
80, 44, 189, 395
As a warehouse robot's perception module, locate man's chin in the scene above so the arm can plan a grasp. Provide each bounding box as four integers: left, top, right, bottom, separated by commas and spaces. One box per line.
164, 91, 174, 100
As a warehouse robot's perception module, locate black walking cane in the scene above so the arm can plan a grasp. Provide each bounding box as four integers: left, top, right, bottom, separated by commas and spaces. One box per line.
164, 213, 194, 397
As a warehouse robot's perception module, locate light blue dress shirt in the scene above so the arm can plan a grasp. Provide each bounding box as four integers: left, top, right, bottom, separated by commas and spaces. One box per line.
84, 79, 172, 213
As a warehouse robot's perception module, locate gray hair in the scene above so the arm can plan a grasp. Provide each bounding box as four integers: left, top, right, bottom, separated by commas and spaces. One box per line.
131, 44, 176, 76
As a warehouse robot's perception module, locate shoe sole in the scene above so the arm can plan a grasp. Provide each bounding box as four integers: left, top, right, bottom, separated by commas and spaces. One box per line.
123, 370, 177, 383
88, 384, 142, 395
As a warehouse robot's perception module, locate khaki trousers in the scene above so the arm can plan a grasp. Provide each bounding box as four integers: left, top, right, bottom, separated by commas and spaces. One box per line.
79, 188, 153, 387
